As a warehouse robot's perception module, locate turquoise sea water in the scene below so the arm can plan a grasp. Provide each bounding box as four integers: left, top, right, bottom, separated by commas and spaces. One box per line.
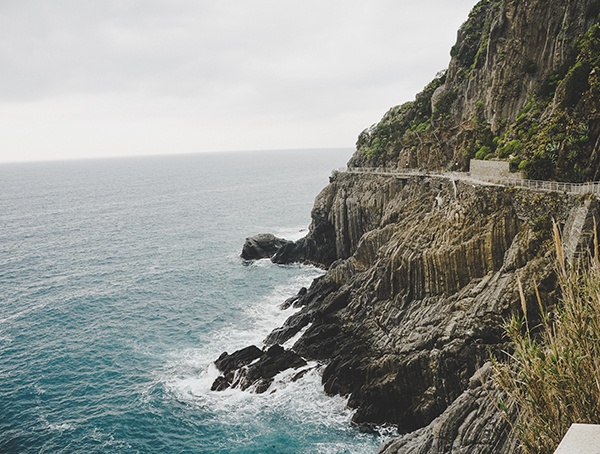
0, 150, 386, 453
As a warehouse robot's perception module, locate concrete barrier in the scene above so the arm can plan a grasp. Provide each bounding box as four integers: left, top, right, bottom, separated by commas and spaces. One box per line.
555, 424, 600, 453
469, 159, 511, 179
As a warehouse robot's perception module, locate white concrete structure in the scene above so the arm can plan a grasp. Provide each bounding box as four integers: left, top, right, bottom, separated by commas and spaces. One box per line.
555, 424, 600, 453
469, 159, 511, 179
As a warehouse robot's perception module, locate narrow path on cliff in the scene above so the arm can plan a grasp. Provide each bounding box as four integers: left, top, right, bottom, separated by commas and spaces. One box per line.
344, 167, 600, 196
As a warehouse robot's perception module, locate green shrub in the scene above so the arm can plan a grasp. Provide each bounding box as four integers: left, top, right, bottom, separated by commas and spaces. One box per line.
475, 145, 491, 160
509, 157, 521, 172
413, 121, 430, 132
524, 153, 554, 180
498, 139, 524, 158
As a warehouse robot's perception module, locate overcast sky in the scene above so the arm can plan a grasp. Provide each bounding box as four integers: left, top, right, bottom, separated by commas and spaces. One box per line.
0, 0, 478, 163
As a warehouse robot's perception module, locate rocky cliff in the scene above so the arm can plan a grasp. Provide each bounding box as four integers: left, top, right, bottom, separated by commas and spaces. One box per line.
351, 0, 600, 183
213, 1, 600, 452
217, 170, 597, 451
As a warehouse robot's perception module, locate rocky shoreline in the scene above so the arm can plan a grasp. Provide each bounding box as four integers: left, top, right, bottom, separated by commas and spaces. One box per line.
212, 0, 600, 450
212, 172, 597, 452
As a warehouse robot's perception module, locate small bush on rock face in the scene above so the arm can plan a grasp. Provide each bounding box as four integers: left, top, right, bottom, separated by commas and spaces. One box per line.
498, 139, 524, 159
494, 225, 600, 454
475, 145, 491, 160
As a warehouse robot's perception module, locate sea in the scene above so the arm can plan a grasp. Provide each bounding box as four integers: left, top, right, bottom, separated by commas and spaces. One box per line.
0, 149, 389, 453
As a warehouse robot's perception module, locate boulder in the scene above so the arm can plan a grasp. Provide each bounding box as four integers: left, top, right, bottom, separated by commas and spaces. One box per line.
214, 345, 263, 374
211, 345, 264, 392
241, 233, 292, 261
211, 344, 307, 393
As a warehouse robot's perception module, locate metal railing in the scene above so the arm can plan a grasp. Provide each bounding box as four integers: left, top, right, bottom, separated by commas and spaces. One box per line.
343, 166, 600, 196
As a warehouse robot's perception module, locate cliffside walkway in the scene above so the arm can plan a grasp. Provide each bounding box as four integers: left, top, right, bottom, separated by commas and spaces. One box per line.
345, 166, 600, 196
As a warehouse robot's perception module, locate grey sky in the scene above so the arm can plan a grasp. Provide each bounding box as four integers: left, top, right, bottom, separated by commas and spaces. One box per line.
0, 0, 478, 163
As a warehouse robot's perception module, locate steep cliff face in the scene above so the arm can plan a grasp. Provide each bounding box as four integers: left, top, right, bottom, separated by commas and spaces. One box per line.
265, 172, 594, 451
216, 1, 600, 451
351, 0, 600, 182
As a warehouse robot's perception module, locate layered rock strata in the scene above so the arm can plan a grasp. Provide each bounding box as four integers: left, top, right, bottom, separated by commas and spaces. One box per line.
217, 171, 597, 451
216, 0, 600, 450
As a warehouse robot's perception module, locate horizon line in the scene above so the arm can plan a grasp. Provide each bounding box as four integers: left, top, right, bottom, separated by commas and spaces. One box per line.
0, 146, 354, 166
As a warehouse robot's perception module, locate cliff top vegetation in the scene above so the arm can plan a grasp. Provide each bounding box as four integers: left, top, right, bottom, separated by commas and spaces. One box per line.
350, 0, 600, 182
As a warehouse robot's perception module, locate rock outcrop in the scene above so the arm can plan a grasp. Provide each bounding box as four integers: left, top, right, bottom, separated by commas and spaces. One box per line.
376, 363, 520, 454
220, 170, 597, 451
350, 0, 600, 182
212, 344, 307, 394
215, 0, 600, 451
241, 233, 292, 261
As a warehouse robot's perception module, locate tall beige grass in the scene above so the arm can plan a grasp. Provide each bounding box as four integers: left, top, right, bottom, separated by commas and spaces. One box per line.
494, 221, 600, 454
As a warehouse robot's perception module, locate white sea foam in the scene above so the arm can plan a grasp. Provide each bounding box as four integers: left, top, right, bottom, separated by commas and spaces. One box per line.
272, 226, 309, 242
38, 410, 76, 434
206, 269, 322, 352
48, 422, 75, 432
0, 301, 49, 325
163, 361, 386, 453
165, 361, 349, 422
159, 270, 321, 375
156, 267, 388, 453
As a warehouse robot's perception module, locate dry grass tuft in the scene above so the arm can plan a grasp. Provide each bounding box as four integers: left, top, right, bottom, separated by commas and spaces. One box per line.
493, 220, 600, 453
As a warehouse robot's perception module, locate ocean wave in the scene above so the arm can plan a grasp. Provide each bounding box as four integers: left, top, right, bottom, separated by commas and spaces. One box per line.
271, 226, 309, 242
155, 270, 385, 453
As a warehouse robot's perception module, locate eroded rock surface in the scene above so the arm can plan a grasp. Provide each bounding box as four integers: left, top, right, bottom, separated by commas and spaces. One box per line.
241, 233, 292, 261
220, 172, 596, 452
376, 363, 520, 454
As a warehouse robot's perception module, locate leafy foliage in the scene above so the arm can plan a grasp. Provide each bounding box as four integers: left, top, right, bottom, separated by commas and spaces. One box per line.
354, 73, 446, 166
